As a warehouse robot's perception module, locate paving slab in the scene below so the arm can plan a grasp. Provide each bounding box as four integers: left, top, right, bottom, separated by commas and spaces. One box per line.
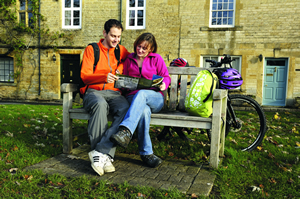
24, 144, 216, 197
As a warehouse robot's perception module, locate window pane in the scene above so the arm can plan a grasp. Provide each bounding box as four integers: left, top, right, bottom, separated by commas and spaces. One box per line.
212, 11, 216, 17
223, 11, 227, 17
223, 3, 228, 9
213, 0, 217, 2
218, 3, 222, 9
129, 10, 135, 18
19, 13, 26, 25
65, 11, 71, 25
74, 0, 80, 7
129, 0, 135, 7
65, 18, 71, 25
74, 18, 79, 25
28, 12, 34, 27
137, 10, 143, 17
28, 0, 33, 11
74, 10, 79, 17
138, 0, 144, 7
212, 18, 216, 25
217, 18, 222, 25
20, 0, 26, 10
228, 18, 233, 25
224, 0, 228, 2
137, 18, 143, 26
218, 11, 222, 17
229, 3, 233, 9
267, 60, 286, 66
223, 18, 227, 25
212, 3, 217, 10
129, 19, 135, 26
65, 10, 71, 18
228, 11, 233, 17
65, 0, 71, 8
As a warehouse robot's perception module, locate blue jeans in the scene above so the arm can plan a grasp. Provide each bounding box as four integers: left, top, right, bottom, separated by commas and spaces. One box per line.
120, 90, 164, 155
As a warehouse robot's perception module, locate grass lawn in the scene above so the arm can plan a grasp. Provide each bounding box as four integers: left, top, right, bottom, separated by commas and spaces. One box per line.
0, 103, 299, 198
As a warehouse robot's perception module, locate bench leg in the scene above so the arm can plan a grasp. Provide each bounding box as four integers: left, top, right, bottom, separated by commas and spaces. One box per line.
210, 99, 222, 169
63, 92, 73, 154
219, 94, 227, 157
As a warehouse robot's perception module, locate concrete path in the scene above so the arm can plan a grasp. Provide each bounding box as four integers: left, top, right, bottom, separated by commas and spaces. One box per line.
25, 144, 216, 197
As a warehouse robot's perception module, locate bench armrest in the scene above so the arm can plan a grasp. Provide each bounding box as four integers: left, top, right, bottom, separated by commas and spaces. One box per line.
61, 83, 78, 93
213, 89, 227, 100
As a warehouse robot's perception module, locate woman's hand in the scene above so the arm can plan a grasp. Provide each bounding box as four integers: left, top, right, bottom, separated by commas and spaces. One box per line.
159, 82, 166, 91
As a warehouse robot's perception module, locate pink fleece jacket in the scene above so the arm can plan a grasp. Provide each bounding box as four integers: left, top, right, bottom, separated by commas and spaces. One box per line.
123, 52, 171, 96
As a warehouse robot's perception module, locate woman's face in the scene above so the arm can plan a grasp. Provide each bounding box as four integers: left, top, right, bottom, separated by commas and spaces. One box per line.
136, 41, 151, 59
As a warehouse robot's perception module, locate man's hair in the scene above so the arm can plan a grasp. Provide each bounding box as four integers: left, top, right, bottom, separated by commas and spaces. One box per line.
134, 33, 158, 54
104, 19, 123, 34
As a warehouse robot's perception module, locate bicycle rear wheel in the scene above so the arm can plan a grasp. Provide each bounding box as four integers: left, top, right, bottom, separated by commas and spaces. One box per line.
226, 94, 267, 151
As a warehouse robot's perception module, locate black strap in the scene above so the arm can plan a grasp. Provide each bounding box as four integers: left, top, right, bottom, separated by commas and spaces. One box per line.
114, 44, 120, 66
203, 70, 215, 103
88, 43, 100, 72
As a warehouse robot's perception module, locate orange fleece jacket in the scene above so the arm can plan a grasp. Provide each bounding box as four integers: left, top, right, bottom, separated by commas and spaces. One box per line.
80, 39, 130, 95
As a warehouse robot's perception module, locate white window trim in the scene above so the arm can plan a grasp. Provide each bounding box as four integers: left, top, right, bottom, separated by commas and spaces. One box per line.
126, 0, 146, 30
209, 0, 236, 28
62, 0, 82, 29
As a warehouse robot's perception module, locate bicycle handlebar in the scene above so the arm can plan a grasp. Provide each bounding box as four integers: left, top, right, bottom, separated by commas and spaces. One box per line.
205, 54, 235, 68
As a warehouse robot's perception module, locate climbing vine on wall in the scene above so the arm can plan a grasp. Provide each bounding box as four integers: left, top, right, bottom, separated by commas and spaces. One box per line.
0, 0, 74, 98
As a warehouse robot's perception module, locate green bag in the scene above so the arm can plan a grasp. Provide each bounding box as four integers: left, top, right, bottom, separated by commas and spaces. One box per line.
185, 70, 218, 117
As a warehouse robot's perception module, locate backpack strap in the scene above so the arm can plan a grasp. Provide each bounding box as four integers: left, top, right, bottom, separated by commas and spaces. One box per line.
203, 70, 215, 103
89, 43, 100, 71
114, 44, 120, 66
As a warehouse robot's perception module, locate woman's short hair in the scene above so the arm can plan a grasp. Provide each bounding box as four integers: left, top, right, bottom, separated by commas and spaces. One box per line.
134, 33, 157, 54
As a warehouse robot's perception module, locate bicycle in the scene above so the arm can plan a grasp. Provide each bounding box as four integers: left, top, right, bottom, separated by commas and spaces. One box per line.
158, 55, 267, 152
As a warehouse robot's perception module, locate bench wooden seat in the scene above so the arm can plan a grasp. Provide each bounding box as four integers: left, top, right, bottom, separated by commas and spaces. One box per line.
61, 67, 227, 169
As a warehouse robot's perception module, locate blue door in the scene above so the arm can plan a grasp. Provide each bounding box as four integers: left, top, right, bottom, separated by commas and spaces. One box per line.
262, 58, 288, 106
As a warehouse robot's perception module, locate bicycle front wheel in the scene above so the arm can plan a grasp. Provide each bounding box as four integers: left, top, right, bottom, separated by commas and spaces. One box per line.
226, 94, 267, 151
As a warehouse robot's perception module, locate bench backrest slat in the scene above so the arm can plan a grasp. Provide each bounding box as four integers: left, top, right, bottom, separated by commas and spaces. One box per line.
166, 67, 208, 112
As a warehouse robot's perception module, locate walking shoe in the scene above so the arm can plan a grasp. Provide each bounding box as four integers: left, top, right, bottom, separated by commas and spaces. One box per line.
110, 126, 132, 148
88, 150, 115, 176
103, 155, 115, 173
141, 154, 163, 168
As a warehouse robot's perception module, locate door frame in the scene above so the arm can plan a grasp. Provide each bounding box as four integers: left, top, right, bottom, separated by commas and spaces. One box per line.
262, 57, 289, 106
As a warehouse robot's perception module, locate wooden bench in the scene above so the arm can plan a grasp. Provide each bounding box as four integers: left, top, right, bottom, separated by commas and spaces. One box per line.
61, 67, 228, 169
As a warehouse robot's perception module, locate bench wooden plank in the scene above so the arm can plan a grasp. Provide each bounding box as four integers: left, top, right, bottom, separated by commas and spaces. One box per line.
178, 75, 188, 111
169, 75, 178, 111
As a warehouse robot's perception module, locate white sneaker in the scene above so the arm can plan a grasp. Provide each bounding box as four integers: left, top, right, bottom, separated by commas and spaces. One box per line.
103, 156, 115, 173
88, 150, 115, 176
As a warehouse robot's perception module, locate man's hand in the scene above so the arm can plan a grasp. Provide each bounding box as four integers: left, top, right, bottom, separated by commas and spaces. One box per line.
159, 82, 166, 91
107, 73, 118, 83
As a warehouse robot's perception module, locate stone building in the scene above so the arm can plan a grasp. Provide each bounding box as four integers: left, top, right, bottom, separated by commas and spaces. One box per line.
0, 0, 299, 107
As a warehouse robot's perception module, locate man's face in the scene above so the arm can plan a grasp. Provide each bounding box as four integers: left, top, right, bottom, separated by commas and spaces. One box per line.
103, 27, 122, 49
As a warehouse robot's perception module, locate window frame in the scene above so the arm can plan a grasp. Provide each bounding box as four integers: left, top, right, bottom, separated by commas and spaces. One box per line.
0, 56, 15, 83
209, 0, 236, 28
62, 0, 82, 29
126, 0, 146, 30
19, 0, 34, 28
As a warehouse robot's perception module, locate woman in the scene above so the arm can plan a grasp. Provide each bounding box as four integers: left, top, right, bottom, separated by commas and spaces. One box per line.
110, 33, 171, 168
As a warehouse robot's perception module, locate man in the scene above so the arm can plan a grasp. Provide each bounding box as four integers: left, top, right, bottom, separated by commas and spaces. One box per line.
80, 19, 130, 176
